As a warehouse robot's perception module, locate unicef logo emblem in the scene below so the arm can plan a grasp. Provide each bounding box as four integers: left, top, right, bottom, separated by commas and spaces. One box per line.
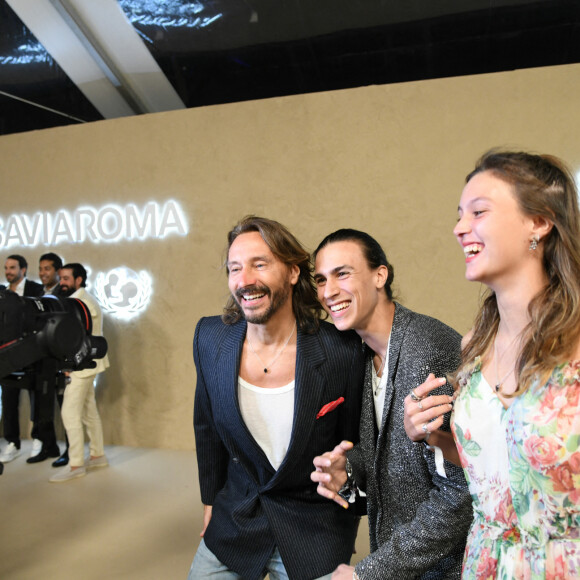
94, 268, 152, 320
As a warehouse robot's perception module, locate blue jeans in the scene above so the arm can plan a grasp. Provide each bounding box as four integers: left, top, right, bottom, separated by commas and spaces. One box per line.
187, 539, 333, 580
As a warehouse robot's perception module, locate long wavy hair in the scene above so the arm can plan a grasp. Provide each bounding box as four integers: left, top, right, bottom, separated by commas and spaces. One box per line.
222, 216, 323, 333
455, 150, 580, 395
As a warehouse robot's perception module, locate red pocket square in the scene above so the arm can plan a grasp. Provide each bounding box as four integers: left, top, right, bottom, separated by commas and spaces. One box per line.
316, 397, 345, 419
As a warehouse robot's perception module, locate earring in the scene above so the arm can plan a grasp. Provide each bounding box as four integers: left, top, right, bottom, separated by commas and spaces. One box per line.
529, 236, 539, 251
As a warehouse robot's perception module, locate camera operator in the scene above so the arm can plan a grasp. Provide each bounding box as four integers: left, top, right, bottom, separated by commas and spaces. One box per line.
49, 263, 110, 483
0, 255, 52, 464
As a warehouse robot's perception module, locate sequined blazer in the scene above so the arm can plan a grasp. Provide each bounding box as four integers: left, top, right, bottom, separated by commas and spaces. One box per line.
349, 303, 472, 579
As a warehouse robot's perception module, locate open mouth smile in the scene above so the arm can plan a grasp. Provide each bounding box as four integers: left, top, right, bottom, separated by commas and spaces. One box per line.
242, 292, 266, 302
236, 285, 270, 305
463, 243, 483, 259
329, 300, 351, 314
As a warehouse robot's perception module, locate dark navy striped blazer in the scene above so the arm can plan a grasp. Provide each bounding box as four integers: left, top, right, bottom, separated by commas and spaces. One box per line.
193, 316, 365, 580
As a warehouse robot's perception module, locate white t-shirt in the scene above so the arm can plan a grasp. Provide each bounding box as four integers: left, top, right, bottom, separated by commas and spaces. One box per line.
238, 376, 295, 470
372, 366, 389, 429
372, 335, 391, 429
13, 277, 26, 296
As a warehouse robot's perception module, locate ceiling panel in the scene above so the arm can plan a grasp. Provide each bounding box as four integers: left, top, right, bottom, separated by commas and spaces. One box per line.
0, 0, 579, 135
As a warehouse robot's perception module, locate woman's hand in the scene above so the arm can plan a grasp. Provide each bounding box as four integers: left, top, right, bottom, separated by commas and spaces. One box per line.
404, 374, 452, 441
404, 374, 461, 466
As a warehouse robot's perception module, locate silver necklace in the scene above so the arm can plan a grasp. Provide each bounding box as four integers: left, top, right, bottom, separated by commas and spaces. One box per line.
493, 335, 518, 393
246, 322, 296, 374
373, 340, 390, 396
372, 366, 387, 396
376, 351, 387, 377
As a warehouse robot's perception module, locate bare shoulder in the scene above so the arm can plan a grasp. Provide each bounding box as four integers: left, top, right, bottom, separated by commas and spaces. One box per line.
461, 329, 474, 350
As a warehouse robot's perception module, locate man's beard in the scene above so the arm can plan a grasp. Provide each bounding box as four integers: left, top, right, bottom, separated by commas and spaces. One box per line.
235, 282, 292, 325
60, 286, 75, 297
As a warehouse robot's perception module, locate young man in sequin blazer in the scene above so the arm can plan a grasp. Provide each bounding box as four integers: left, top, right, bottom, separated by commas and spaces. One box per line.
312, 229, 472, 580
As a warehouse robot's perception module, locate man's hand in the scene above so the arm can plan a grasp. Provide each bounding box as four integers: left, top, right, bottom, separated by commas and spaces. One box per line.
332, 564, 356, 579
311, 440, 352, 509
200, 504, 212, 537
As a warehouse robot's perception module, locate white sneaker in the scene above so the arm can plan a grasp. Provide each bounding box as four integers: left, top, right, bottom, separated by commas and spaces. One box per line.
49, 466, 86, 483
86, 455, 109, 470
0, 442, 21, 463
29, 439, 42, 458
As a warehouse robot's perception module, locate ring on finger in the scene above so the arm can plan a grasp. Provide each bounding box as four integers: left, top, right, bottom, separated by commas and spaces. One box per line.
421, 422, 430, 434
417, 400, 423, 410
410, 389, 422, 402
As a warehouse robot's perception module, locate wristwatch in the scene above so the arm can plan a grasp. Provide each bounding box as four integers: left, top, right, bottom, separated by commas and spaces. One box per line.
345, 457, 354, 480
337, 458, 356, 502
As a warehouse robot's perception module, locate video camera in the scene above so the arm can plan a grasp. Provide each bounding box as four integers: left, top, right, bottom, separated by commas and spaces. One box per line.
0, 288, 108, 474
0, 288, 107, 379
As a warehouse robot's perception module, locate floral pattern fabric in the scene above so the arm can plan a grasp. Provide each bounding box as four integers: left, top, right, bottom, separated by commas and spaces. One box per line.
451, 360, 580, 579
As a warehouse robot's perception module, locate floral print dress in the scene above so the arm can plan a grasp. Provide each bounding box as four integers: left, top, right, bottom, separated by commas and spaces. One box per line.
451, 359, 580, 579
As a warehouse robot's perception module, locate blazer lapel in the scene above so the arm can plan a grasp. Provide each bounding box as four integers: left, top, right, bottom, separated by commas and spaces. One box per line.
360, 353, 379, 442
214, 320, 245, 409
376, 303, 411, 448
213, 321, 275, 474
212, 321, 245, 426
266, 328, 327, 484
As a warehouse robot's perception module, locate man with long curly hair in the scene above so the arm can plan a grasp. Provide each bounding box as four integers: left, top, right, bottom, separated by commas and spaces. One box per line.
189, 216, 365, 580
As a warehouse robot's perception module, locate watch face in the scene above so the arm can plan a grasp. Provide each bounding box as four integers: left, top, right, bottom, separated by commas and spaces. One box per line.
345, 458, 353, 478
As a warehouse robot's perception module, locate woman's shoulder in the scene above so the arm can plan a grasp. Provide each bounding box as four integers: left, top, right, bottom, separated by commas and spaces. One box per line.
574, 339, 580, 361
548, 341, 580, 386
547, 360, 580, 388
461, 329, 474, 350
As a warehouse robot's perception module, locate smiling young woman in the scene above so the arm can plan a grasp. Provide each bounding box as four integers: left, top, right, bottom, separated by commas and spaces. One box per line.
450, 150, 580, 579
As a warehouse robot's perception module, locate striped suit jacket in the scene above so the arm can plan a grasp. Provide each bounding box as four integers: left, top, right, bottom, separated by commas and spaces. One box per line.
193, 316, 365, 580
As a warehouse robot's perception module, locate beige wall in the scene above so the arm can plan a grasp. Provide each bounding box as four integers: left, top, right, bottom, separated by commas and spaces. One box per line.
1, 63, 579, 450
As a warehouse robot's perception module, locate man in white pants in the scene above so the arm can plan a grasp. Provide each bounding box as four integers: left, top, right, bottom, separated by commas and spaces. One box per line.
49, 263, 110, 483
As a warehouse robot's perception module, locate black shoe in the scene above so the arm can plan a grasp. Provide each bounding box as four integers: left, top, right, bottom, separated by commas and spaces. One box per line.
52, 452, 69, 468
27, 446, 60, 464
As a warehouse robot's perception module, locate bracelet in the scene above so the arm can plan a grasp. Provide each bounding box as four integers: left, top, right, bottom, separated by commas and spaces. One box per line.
422, 431, 433, 451
353, 571, 360, 580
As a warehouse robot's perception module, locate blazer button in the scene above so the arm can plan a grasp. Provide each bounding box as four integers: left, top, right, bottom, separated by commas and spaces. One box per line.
232, 457, 239, 463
